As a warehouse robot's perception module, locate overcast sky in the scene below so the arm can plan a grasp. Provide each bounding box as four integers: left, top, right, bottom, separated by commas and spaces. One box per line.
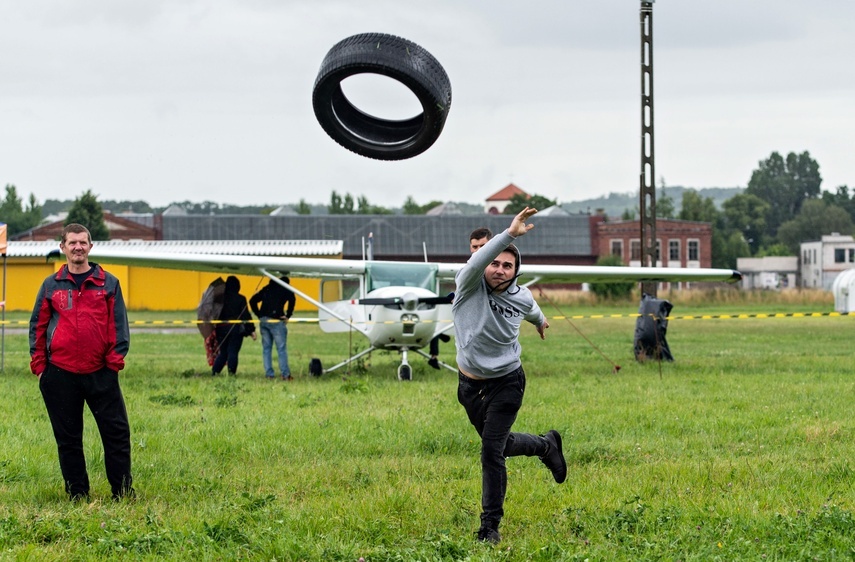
2, 1, 853, 210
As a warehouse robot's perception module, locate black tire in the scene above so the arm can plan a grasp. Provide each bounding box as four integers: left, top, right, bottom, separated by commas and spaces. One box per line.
312, 32, 452, 161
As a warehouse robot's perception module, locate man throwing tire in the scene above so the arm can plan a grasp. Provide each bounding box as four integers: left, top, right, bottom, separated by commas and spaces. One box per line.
452, 207, 567, 544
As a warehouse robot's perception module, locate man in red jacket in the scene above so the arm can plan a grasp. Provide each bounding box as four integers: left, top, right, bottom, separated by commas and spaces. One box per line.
29, 223, 134, 501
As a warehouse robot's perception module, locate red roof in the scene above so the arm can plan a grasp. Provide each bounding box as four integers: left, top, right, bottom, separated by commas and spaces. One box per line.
486, 183, 529, 202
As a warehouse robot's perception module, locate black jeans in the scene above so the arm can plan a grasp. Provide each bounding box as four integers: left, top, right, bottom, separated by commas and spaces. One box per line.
39, 363, 133, 498
457, 367, 548, 528
213, 327, 244, 374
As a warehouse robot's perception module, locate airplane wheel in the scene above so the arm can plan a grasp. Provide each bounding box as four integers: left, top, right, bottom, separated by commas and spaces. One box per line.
309, 358, 323, 377
397, 364, 412, 381
312, 32, 452, 161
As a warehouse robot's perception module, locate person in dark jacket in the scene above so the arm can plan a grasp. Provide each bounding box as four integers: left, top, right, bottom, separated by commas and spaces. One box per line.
29, 223, 134, 501
212, 275, 256, 376
249, 275, 296, 380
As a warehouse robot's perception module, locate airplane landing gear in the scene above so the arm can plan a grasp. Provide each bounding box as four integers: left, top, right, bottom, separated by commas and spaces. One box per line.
397, 348, 412, 381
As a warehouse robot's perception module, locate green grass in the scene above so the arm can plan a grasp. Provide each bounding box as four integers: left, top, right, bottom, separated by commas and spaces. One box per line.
1, 297, 853, 561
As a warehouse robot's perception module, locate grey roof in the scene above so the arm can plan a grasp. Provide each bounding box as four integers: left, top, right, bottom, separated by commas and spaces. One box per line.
537, 205, 570, 216
5, 239, 343, 258
269, 205, 298, 216
426, 202, 463, 216
160, 214, 594, 258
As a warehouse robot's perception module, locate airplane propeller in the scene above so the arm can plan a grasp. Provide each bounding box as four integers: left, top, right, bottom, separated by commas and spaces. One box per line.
358, 293, 454, 309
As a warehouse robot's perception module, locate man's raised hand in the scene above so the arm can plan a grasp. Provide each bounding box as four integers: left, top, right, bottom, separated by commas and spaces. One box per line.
509, 207, 538, 237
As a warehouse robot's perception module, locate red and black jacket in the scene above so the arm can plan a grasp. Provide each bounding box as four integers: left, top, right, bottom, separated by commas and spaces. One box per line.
29, 263, 130, 375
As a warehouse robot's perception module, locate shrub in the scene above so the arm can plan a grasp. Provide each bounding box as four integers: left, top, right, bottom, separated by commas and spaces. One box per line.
589, 254, 636, 300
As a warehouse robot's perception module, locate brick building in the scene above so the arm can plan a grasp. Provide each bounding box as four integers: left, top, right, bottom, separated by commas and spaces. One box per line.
598, 218, 713, 269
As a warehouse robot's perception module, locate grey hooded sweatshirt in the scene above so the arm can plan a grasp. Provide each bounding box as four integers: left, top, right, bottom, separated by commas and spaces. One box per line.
453, 230, 546, 379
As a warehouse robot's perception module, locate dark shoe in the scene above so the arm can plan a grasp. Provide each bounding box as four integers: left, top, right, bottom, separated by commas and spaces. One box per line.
427, 357, 440, 370
69, 492, 90, 503
476, 525, 501, 544
540, 429, 567, 484
281, 375, 293, 381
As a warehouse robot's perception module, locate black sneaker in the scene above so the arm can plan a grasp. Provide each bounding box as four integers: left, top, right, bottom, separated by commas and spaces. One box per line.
427, 357, 440, 370
476, 526, 501, 544
540, 429, 567, 484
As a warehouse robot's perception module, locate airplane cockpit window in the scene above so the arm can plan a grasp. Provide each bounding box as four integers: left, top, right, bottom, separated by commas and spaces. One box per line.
366, 263, 437, 292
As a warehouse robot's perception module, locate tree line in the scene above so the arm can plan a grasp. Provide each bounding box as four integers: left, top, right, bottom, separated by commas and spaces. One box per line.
3, 150, 852, 269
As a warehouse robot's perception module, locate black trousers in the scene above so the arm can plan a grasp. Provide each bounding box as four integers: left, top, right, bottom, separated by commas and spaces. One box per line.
457, 367, 548, 528
213, 327, 244, 374
39, 364, 133, 498
429, 333, 451, 356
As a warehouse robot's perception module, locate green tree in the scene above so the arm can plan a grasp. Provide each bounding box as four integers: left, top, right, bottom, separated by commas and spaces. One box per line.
342, 193, 355, 214
0, 184, 42, 236
721, 193, 769, 255
745, 150, 822, 239
719, 231, 751, 270
403, 196, 443, 215
678, 190, 718, 223
403, 196, 421, 215
296, 199, 312, 215
776, 200, 853, 253
655, 192, 676, 219
329, 191, 344, 215
821, 185, 855, 222
620, 192, 675, 221
755, 243, 792, 257
710, 229, 729, 269
65, 190, 110, 240
588, 254, 635, 301
677, 189, 737, 268
356, 196, 392, 215
503, 192, 557, 215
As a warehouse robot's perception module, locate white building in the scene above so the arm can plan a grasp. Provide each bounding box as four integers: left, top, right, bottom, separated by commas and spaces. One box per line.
800, 233, 855, 290
736, 256, 799, 290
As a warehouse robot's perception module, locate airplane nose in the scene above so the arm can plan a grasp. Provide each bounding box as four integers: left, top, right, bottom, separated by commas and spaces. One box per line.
401, 292, 419, 311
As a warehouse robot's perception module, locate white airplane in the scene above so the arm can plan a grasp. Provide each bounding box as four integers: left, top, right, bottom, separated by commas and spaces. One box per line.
80, 244, 741, 380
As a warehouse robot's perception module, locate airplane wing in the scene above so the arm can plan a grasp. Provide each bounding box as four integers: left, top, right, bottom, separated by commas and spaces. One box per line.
84, 247, 370, 279
82, 247, 741, 284
512, 263, 741, 284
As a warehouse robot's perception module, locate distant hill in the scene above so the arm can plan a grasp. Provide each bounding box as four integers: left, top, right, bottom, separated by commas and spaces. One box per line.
561, 186, 744, 218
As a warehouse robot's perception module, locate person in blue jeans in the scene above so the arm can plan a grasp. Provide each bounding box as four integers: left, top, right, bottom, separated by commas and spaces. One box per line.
250, 275, 296, 380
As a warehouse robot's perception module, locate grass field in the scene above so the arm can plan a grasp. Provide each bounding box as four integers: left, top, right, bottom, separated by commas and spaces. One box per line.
1, 291, 853, 561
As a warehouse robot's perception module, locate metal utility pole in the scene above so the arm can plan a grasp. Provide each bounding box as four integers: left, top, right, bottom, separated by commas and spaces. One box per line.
639, 0, 657, 297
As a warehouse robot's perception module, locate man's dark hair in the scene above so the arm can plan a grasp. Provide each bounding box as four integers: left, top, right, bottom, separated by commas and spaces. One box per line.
469, 227, 493, 241
61, 223, 92, 244
505, 243, 521, 275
